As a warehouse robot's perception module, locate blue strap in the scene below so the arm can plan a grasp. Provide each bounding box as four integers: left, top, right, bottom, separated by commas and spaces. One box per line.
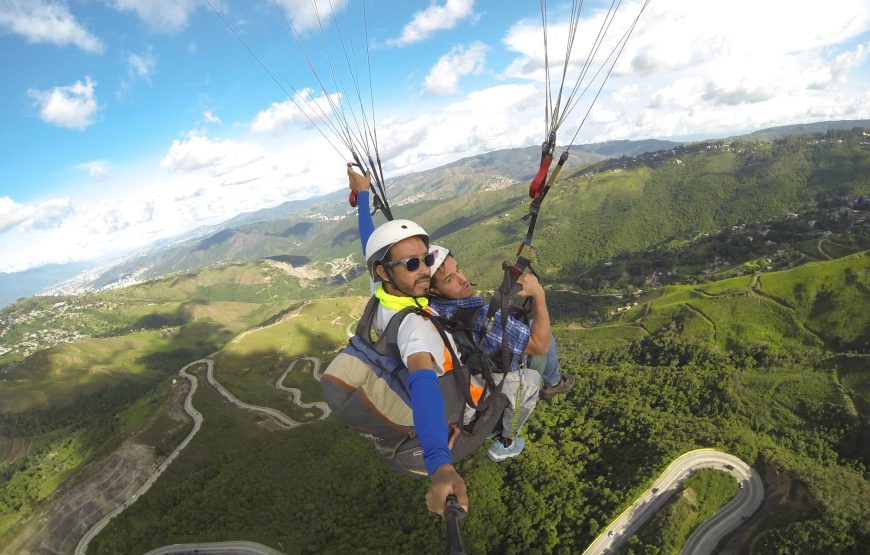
357, 191, 375, 255
407, 369, 452, 476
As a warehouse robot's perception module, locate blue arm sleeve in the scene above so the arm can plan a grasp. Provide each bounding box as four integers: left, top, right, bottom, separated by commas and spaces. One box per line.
357, 190, 375, 256
406, 369, 453, 476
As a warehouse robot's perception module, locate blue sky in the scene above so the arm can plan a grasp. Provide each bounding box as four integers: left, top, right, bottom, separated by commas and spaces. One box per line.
1, 0, 869, 274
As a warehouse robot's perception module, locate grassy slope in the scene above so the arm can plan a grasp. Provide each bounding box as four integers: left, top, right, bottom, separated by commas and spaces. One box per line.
2, 271, 867, 552
595, 252, 869, 354
84, 350, 870, 554
0, 257, 363, 413
210, 296, 364, 419
0, 263, 330, 539
80, 254, 868, 552
756, 251, 870, 347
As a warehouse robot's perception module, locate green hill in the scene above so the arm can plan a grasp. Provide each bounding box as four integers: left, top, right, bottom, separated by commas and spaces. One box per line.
577, 251, 869, 354
80, 313, 868, 554
432, 130, 870, 289
755, 253, 870, 349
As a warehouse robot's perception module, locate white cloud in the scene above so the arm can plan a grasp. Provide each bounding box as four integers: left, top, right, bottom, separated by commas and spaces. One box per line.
504, 1, 870, 80
423, 42, 487, 95
499, 0, 870, 142
380, 83, 542, 174
126, 50, 156, 82
0, 131, 351, 272
251, 89, 342, 133
77, 160, 110, 181
389, 0, 476, 47
503, 2, 650, 82
273, 0, 347, 33
0, 195, 72, 233
117, 48, 157, 97
832, 43, 870, 84
28, 77, 98, 130
203, 111, 222, 125
0, 196, 27, 232
19, 197, 73, 230
109, 0, 203, 33
0, 0, 103, 52
161, 134, 267, 174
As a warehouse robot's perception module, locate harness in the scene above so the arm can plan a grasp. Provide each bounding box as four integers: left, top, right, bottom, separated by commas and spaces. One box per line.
436, 303, 531, 441
322, 297, 509, 477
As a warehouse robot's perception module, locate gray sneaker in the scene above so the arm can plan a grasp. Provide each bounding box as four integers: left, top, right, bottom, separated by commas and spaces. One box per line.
487, 435, 526, 462
541, 375, 575, 400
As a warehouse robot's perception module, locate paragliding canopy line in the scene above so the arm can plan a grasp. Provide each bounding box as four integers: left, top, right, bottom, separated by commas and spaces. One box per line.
522, 0, 650, 264
541, 0, 651, 152
205, 0, 393, 219
206, 0, 649, 222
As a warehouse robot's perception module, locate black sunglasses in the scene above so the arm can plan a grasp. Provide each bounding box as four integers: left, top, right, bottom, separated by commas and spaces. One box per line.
382, 253, 436, 272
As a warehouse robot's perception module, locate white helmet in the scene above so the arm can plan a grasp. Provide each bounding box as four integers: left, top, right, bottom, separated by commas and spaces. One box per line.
428, 244, 450, 276
365, 219, 430, 281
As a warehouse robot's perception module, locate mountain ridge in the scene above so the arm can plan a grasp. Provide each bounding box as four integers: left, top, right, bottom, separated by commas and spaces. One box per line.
4, 119, 868, 306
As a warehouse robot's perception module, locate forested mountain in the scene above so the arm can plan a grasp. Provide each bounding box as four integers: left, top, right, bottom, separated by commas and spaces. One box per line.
382, 127, 870, 291
1, 125, 869, 554
737, 119, 870, 142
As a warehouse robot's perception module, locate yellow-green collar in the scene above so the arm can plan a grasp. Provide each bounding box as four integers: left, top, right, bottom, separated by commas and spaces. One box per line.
375, 284, 429, 311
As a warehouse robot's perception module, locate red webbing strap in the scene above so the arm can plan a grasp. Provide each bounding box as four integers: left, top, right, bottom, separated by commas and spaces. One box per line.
518, 149, 569, 257
529, 131, 557, 198
529, 154, 553, 198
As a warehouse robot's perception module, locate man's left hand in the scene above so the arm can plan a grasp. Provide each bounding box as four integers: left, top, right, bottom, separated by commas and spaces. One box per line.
347, 163, 371, 193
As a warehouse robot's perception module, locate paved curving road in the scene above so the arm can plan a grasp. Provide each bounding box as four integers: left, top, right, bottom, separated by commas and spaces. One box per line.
76, 355, 329, 555
143, 540, 285, 554
75, 360, 206, 555
583, 449, 764, 555
680, 457, 764, 555
275, 356, 330, 418
204, 359, 302, 429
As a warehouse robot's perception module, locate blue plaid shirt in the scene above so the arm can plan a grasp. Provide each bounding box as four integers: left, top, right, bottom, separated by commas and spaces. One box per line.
430, 296, 530, 372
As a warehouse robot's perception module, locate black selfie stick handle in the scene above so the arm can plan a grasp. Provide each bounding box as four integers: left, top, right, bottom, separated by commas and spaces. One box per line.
445, 494, 467, 555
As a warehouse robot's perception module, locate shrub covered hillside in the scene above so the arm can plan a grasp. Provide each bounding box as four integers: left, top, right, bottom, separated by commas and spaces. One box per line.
425, 129, 870, 289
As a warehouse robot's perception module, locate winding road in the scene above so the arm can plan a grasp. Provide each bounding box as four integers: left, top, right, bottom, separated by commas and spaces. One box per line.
75, 355, 328, 555
75, 361, 205, 555
583, 449, 764, 555
204, 359, 302, 429
275, 356, 330, 418
143, 541, 285, 555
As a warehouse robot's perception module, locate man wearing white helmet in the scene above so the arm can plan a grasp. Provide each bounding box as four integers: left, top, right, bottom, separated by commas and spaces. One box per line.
357, 187, 470, 518
349, 167, 574, 400
349, 166, 556, 463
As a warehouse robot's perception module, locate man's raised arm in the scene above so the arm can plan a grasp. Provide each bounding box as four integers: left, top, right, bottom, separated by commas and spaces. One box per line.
347, 164, 375, 255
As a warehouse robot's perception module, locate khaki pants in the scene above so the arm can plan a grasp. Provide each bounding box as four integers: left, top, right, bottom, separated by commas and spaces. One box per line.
464, 367, 541, 439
